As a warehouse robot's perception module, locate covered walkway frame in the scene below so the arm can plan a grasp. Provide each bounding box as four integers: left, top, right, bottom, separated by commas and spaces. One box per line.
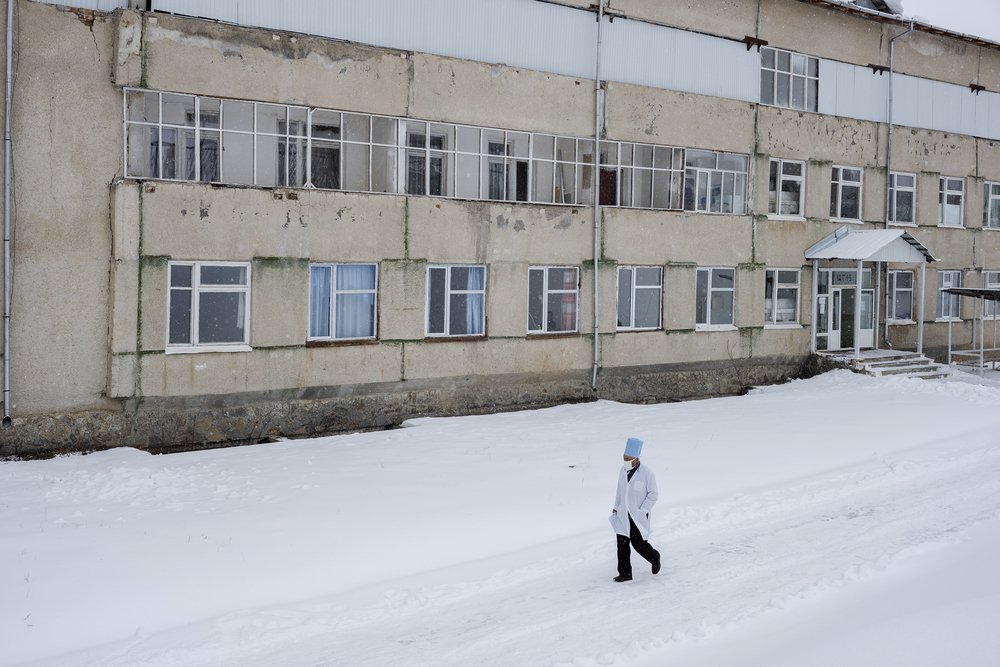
805, 227, 937, 360
942, 287, 1000, 375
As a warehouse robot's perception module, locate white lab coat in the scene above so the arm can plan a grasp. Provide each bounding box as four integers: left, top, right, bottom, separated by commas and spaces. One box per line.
611, 463, 658, 540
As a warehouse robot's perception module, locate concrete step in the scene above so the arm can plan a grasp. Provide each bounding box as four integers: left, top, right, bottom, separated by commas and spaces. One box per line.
863, 357, 933, 369
870, 363, 944, 376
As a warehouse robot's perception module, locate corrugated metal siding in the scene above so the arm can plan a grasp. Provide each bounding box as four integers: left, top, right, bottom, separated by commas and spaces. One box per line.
151, 0, 597, 80
893, 74, 1000, 140
602, 18, 758, 103
818, 60, 887, 123
33, 0, 128, 11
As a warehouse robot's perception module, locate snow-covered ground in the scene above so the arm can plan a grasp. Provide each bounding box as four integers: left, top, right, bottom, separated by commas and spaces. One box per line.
3, 369, 1000, 666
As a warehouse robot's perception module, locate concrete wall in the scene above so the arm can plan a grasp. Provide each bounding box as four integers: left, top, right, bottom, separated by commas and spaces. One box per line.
2, 0, 1000, 455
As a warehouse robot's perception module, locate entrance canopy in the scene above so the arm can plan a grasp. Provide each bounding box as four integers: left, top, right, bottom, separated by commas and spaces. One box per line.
805, 227, 937, 264
942, 287, 1000, 301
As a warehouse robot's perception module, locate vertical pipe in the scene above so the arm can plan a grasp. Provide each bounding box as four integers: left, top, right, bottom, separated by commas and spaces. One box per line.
874, 261, 881, 350
590, 0, 604, 391
3, 0, 13, 428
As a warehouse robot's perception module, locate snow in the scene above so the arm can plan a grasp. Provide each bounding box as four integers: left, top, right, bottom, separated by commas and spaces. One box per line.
3, 369, 1000, 666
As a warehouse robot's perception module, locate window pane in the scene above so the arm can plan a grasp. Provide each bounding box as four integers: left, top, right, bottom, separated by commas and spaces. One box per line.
778, 270, 799, 284
127, 90, 159, 123
126, 124, 158, 178
894, 290, 912, 320
335, 293, 375, 338
635, 267, 661, 287
696, 271, 709, 325
781, 176, 801, 216
528, 269, 545, 331
311, 110, 341, 140
256, 104, 286, 134
311, 140, 342, 190
371, 116, 397, 145
450, 294, 483, 335
343, 142, 370, 191
548, 267, 577, 290
344, 113, 370, 142
457, 153, 480, 199
712, 269, 734, 289
199, 265, 246, 286
222, 101, 254, 132
428, 268, 447, 334
533, 134, 555, 160
776, 287, 797, 323
337, 264, 377, 290
198, 292, 246, 343
255, 134, 280, 186
841, 185, 860, 219
896, 190, 914, 222
371, 146, 397, 193
710, 291, 734, 325
161, 93, 195, 126
634, 287, 661, 328
532, 160, 555, 203
617, 268, 632, 328
546, 291, 577, 332
760, 69, 774, 105
221, 132, 254, 185
168, 289, 192, 345
765, 272, 775, 322
309, 266, 332, 338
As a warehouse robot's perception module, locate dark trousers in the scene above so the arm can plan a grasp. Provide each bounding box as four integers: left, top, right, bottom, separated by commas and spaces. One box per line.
617, 515, 659, 578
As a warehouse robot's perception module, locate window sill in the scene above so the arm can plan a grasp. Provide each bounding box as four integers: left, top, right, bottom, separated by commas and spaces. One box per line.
766, 214, 806, 222
937, 224, 965, 229
306, 338, 378, 348
935, 318, 963, 323
888, 319, 915, 326
527, 331, 580, 339
984, 226, 1000, 231
423, 335, 487, 343
763, 323, 802, 330
695, 325, 738, 332
616, 327, 663, 333
830, 217, 864, 224
887, 222, 917, 228
166, 344, 253, 355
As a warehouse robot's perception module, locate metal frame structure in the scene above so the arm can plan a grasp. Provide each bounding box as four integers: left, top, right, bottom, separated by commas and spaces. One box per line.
942, 287, 1000, 376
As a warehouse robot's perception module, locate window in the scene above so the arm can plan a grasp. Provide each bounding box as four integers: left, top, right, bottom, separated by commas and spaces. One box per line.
528, 267, 580, 333
764, 269, 800, 325
696, 268, 735, 328
983, 271, 1000, 318
168, 262, 250, 349
830, 166, 863, 220
617, 266, 663, 330
984, 182, 1000, 229
683, 150, 749, 214
611, 143, 684, 210
888, 172, 916, 225
426, 265, 486, 337
938, 177, 964, 227
308, 264, 378, 340
936, 270, 962, 320
887, 270, 914, 322
768, 159, 804, 217
760, 47, 819, 112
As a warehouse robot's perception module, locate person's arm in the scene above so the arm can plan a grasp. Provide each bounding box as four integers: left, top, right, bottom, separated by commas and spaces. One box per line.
637, 470, 658, 513
613, 471, 623, 512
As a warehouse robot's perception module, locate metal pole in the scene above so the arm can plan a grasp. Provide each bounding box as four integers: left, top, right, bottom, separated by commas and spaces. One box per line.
590, 0, 604, 391
874, 261, 881, 350
3, 0, 13, 428
810, 260, 818, 353
917, 262, 926, 355
854, 260, 862, 360
980, 297, 985, 377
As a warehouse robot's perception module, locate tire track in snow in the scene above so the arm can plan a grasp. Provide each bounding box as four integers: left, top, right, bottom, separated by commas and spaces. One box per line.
59, 436, 1000, 667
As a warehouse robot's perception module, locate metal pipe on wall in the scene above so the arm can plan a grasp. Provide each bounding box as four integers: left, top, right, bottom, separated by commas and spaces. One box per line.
3, 0, 13, 428
591, 0, 604, 391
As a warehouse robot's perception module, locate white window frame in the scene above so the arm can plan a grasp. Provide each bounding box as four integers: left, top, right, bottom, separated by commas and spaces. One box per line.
984, 182, 1000, 230
938, 176, 965, 227
767, 158, 805, 219
887, 269, 914, 323
527, 266, 580, 334
764, 268, 800, 327
759, 47, 819, 112
983, 271, 1000, 319
616, 266, 663, 331
830, 166, 864, 222
307, 263, 379, 341
696, 267, 736, 330
425, 264, 487, 338
683, 150, 750, 214
166, 260, 252, 353
887, 172, 916, 226
936, 270, 963, 321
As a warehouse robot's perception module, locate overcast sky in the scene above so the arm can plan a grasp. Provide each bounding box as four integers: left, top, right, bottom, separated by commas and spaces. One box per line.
900, 0, 1000, 43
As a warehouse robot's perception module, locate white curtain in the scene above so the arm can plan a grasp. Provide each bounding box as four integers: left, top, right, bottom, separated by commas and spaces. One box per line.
336, 265, 376, 338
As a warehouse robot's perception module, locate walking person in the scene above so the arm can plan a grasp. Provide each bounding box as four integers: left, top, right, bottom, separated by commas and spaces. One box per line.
610, 437, 661, 582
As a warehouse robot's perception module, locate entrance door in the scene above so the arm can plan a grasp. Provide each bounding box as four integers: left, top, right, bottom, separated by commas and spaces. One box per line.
817, 269, 875, 351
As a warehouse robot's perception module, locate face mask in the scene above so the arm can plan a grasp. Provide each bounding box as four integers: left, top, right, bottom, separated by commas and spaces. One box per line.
623, 460, 635, 471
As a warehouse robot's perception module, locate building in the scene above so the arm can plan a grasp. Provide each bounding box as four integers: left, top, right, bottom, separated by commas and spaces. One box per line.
1, 0, 998, 455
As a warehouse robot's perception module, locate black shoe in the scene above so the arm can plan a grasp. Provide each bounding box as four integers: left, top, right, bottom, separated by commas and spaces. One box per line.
652, 555, 661, 575
613, 574, 632, 582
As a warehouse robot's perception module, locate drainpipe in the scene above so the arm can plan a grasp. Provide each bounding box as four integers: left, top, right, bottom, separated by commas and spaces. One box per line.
882, 21, 914, 350
3, 0, 13, 428
590, 0, 605, 391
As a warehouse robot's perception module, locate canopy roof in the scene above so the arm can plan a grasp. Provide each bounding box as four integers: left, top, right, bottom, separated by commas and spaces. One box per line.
942, 288, 1000, 302
804, 227, 936, 263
